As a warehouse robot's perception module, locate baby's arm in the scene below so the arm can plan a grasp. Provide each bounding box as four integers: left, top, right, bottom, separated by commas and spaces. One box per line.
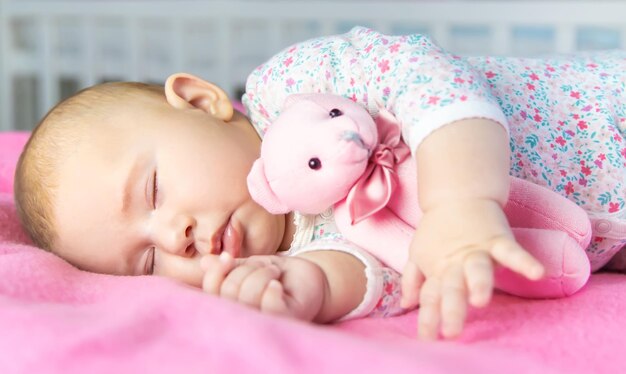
296, 250, 367, 322
401, 118, 545, 339
201, 250, 371, 323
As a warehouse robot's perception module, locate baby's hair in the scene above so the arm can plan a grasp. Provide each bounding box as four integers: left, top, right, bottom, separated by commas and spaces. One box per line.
14, 81, 164, 251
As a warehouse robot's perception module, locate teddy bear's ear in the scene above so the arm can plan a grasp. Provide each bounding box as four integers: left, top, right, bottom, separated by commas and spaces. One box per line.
282, 94, 316, 110
246, 159, 291, 214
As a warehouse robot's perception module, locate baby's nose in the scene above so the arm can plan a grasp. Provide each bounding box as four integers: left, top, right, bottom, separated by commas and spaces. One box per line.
155, 214, 196, 257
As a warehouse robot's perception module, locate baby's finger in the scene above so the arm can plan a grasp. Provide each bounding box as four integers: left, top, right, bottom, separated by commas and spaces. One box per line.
220, 262, 265, 300
260, 280, 291, 316
491, 239, 545, 281
202, 253, 236, 294
463, 253, 494, 308
417, 277, 442, 340
401, 261, 426, 309
238, 265, 282, 307
440, 265, 467, 339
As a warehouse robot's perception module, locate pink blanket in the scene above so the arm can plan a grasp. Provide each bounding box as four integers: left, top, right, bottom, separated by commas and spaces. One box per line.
1, 132, 625, 373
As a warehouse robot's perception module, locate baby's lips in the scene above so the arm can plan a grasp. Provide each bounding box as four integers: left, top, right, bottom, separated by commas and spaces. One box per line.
221, 219, 242, 258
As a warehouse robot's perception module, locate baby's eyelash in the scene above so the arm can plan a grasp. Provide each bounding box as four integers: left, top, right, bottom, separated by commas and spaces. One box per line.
152, 170, 159, 208
146, 247, 156, 275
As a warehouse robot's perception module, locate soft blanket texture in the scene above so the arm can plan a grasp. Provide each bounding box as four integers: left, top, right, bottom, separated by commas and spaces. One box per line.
1, 131, 625, 373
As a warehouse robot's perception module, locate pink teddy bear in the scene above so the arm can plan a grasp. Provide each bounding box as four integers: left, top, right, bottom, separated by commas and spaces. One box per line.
247, 93, 592, 298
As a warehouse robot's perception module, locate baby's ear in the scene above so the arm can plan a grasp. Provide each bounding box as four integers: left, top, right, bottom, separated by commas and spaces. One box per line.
164, 73, 233, 121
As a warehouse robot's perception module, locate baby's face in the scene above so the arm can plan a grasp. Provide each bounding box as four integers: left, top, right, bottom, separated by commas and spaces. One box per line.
52, 98, 287, 287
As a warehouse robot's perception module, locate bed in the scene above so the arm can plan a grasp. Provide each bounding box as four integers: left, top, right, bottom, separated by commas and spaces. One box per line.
2, 1, 626, 372
2, 134, 626, 373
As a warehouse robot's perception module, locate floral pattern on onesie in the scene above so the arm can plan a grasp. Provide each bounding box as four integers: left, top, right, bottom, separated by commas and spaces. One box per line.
244, 26, 626, 271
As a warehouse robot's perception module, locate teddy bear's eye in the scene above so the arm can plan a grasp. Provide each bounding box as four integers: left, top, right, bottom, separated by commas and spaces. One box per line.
308, 157, 322, 170
329, 108, 343, 118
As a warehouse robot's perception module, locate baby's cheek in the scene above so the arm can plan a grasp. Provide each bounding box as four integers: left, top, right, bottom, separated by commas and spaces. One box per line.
242, 211, 284, 258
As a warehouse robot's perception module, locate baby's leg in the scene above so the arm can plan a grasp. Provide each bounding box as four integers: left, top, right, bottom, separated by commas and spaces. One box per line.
583, 109, 626, 269
595, 88, 626, 270
587, 214, 626, 271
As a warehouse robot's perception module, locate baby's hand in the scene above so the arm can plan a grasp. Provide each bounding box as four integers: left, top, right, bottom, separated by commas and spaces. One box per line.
401, 198, 544, 340
201, 253, 327, 321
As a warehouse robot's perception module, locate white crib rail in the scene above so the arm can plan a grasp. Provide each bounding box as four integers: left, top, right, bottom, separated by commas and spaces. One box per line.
1, 0, 626, 131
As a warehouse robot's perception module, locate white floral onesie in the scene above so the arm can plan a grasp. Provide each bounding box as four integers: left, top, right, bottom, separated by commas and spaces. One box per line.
244, 26, 626, 272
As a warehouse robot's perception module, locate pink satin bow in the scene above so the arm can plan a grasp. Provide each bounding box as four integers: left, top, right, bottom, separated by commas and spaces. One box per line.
346, 109, 410, 224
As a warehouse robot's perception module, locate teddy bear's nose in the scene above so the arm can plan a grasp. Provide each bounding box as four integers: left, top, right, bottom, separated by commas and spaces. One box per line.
329, 108, 343, 118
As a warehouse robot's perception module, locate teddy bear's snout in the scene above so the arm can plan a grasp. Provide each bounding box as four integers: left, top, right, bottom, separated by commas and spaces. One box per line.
340, 130, 367, 150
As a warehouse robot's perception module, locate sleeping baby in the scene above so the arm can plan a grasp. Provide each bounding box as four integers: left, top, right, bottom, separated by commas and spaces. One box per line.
14, 27, 626, 340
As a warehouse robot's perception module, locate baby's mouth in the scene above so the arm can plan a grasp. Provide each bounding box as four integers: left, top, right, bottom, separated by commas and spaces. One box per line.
220, 216, 242, 258
210, 216, 241, 258
210, 221, 227, 255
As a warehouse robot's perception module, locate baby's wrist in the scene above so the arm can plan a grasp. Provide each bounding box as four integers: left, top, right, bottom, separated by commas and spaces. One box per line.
421, 196, 504, 215
296, 250, 368, 323
418, 181, 510, 212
